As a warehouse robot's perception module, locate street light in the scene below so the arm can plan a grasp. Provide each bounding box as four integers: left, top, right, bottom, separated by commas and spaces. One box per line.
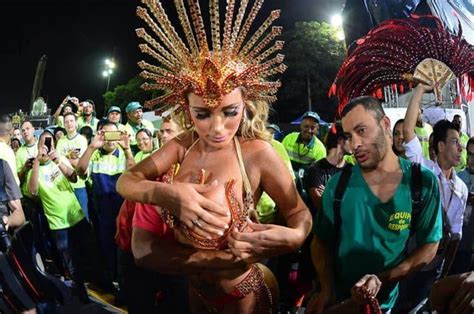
102, 58, 116, 92
331, 14, 343, 27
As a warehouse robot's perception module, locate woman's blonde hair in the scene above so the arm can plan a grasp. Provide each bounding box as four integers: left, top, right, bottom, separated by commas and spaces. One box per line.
174, 87, 272, 141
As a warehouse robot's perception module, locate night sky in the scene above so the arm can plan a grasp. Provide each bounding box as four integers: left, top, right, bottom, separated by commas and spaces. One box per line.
0, 0, 344, 116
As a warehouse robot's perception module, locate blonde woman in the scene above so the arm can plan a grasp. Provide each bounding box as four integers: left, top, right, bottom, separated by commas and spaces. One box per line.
117, 0, 311, 312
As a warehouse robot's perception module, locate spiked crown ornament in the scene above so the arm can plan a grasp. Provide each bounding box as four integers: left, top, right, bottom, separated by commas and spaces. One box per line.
136, 0, 286, 114
330, 15, 474, 113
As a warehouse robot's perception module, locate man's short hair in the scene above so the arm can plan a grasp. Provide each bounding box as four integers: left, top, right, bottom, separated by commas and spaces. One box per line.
324, 123, 346, 150
63, 112, 77, 120
21, 119, 33, 128
0, 114, 13, 136
341, 96, 385, 122
432, 120, 459, 155
98, 120, 118, 131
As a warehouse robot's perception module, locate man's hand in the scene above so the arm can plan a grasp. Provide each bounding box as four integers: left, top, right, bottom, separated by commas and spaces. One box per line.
306, 289, 334, 314
449, 272, 474, 314
351, 274, 382, 304
48, 149, 61, 165
118, 131, 130, 150
90, 131, 105, 149
24, 158, 35, 171
2, 216, 9, 230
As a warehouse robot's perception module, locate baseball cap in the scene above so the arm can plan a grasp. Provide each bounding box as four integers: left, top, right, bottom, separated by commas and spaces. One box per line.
107, 106, 121, 115
125, 102, 143, 113
302, 111, 320, 122
266, 124, 281, 133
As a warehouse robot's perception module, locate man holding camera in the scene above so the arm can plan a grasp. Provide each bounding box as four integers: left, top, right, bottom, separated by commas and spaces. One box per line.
27, 131, 89, 303
76, 122, 134, 292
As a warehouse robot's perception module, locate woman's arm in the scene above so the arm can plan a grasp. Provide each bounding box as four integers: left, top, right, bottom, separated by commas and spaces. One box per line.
132, 227, 245, 275
116, 134, 229, 233
228, 140, 312, 259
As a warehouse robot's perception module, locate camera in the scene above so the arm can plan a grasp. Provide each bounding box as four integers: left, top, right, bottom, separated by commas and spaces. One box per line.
104, 130, 122, 141
0, 223, 73, 313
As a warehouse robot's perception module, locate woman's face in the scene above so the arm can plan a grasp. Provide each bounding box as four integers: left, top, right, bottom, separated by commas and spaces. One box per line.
136, 131, 152, 152
188, 88, 244, 149
392, 122, 405, 154
55, 130, 65, 143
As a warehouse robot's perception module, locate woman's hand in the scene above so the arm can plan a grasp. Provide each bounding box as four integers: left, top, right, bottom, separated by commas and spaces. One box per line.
227, 221, 299, 262
163, 181, 230, 237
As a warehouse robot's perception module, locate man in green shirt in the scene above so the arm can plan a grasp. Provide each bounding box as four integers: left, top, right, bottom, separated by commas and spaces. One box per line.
308, 96, 442, 312
16, 120, 38, 196
56, 112, 90, 220
282, 111, 327, 176
124, 101, 155, 155
27, 131, 89, 303
77, 100, 99, 133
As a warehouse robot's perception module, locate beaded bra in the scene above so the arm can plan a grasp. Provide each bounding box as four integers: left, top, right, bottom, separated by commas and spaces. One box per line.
160, 137, 257, 249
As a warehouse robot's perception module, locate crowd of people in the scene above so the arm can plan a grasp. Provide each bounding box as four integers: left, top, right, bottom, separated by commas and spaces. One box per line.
1, 82, 473, 313
0, 0, 472, 313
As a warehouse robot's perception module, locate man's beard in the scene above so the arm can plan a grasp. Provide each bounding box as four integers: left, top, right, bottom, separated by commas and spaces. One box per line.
359, 126, 387, 170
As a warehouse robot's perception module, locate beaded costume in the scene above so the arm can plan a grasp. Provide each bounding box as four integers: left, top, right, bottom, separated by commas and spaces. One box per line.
329, 15, 474, 113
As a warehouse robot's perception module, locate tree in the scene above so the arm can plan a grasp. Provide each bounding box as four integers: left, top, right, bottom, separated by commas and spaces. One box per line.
274, 21, 346, 122
102, 76, 162, 113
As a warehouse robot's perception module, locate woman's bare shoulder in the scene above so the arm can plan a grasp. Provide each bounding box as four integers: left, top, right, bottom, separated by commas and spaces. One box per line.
239, 138, 275, 160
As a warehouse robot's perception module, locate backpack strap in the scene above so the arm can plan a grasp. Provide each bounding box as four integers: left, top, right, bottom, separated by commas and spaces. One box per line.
410, 162, 422, 237
334, 164, 352, 249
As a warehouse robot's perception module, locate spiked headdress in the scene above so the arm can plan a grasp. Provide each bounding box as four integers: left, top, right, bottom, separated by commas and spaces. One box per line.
136, 0, 286, 114
330, 15, 474, 113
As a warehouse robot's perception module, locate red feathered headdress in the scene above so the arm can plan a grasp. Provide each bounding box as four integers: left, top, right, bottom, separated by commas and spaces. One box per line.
329, 15, 474, 114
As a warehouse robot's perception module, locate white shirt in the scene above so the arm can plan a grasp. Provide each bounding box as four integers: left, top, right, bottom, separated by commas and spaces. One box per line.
403, 136, 467, 238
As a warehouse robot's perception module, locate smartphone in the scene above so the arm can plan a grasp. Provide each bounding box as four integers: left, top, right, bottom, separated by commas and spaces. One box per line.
44, 137, 52, 152
104, 131, 122, 141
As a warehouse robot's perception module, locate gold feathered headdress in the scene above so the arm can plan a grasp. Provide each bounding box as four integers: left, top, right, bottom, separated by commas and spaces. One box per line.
136, 0, 286, 113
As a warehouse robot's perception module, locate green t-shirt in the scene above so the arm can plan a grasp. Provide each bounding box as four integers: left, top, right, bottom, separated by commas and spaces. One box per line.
256, 139, 295, 223
282, 132, 327, 170
77, 116, 99, 134
125, 119, 155, 146
134, 149, 156, 163
0, 141, 19, 186
26, 158, 85, 230
313, 158, 442, 310
56, 133, 88, 189
415, 123, 433, 160
16, 143, 38, 196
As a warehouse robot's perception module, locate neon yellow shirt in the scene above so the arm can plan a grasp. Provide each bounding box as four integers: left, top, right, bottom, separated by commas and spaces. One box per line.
0, 141, 19, 186
56, 134, 88, 189
26, 158, 84, 230
16, 143, 38, 196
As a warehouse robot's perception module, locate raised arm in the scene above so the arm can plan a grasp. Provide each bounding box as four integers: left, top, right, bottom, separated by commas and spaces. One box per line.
403, 84, 432, 142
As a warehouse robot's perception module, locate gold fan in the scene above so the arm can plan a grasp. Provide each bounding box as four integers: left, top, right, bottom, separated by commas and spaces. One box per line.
413, 58, 456, 102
